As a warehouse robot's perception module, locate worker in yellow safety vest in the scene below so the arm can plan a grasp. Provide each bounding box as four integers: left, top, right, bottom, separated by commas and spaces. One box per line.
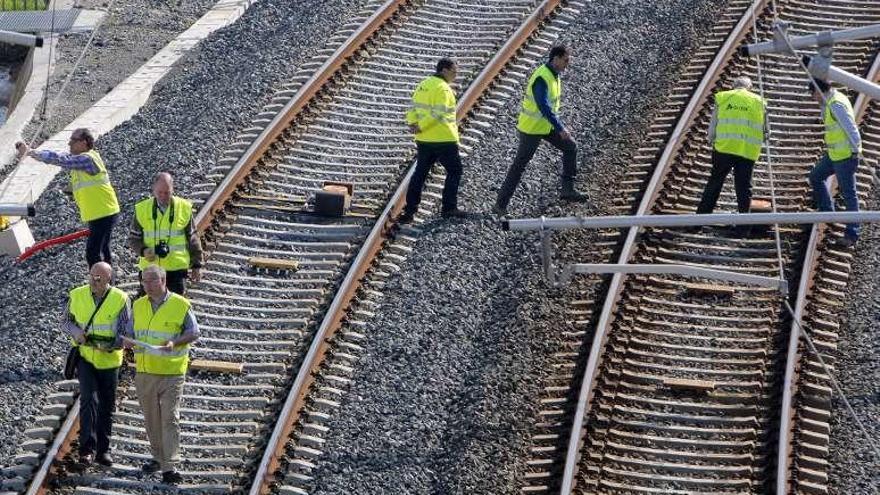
696, 76, 766, 229
493, 45, 587, 216
62, 261, 130, 467
17, 128, 120, 267
398, 57, 467, 223
123, 264, 199, 484
807, 78, 863, 248
128, 172, 203, 295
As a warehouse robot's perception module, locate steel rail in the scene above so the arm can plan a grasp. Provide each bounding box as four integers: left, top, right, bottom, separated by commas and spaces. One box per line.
24, 401, 79, 495
557, 0, 771, 492
22, 3, 411, 494
247, 1, 564, 493
774, 50, 880, 495
193, 0, 409, 233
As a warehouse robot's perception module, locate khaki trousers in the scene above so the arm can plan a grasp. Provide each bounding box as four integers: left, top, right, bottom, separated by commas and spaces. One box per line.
134, 373, 185, 472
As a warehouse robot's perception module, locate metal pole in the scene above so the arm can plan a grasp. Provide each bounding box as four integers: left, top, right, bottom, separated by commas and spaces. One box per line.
740, 23, 880, 56
0, 30, 44, 47
0, 203, 36, 216
504, 211, 880, 232
805, 57, 880, 100
568, 263, 786, 290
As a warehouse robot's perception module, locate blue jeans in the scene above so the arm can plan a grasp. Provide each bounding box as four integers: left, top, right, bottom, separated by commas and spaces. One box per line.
809, 153, 860, 240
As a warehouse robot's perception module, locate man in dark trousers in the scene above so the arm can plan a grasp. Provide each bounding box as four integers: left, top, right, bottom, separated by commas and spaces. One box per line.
17, 128, 120, 267
493, 45, 587, 215
129, 172, 203, 295
696, 76, 766, 223
398, 57, 466, 223
62, 261, 130, 467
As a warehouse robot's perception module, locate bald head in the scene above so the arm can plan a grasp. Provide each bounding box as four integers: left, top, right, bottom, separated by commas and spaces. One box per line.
732, 76, 753, 90
152, 172, 174, 207
89, 262, 112, 296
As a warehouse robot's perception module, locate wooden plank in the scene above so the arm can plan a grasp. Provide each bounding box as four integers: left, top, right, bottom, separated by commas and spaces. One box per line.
751, 199, 773, 212
663, 377, 716, 392
684, 282, 735, 297
249, 257, 299, 271
189, 359, 243, 374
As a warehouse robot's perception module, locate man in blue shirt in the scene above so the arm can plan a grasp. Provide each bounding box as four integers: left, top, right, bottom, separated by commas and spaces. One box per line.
494, 45, 587, 215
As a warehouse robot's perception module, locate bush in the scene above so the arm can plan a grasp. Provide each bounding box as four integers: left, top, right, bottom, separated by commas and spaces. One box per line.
0, 0, 47, 10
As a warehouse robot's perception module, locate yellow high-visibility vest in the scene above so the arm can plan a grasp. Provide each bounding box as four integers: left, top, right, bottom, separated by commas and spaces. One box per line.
713, 88, 765, 162
405, 75, 459, 143
69, 285, 128, 370
70, 150, 120, 222
825, 90, 861, 161
135, 196, 193, 272
132, 292, 191, 375
517, 64, 561, 136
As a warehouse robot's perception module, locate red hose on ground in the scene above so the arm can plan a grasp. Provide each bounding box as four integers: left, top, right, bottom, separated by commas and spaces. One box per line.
17, 229, 90, 262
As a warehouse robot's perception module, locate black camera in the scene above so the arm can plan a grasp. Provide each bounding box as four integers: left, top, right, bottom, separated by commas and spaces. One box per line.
155, 240, 170, 258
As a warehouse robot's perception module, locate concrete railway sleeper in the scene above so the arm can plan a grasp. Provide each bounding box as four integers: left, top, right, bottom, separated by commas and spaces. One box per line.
9, 0, 585, 494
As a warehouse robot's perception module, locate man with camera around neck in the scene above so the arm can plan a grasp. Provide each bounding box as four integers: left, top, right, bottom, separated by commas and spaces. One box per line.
128, 172, 203, 295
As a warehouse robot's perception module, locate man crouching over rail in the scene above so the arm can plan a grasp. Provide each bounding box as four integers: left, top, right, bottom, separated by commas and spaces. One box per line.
124, 265, 199, 484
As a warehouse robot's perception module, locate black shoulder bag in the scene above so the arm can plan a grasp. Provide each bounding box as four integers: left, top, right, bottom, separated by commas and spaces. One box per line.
63, 295, 108, 380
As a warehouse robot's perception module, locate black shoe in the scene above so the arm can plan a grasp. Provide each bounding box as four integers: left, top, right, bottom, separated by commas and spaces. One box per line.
560, 185, 588, 203
835, 236, 857, 248
95, 453, 113, 467
397, 210, 414, 224
440, 208, 468, 219
78, 453, 93, 467
162, 470, 183, 484
491, 204, 507, 217
141, 460, 161, 473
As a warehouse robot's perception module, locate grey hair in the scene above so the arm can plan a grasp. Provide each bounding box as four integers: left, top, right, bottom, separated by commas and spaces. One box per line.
732, 76, 753, 90
142, 265, 166, 280
152, 171, 173, 186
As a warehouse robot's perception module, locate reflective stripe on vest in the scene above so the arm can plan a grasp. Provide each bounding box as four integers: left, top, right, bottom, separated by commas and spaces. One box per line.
405, 75, 459, 143
132, 293, 191, 375
713, 88, 765, 162
517, 64, 561, 136
69, 285, 128, 370
824, 90, 861, 161
135, 196, 194, 272
70, 149, 120, 223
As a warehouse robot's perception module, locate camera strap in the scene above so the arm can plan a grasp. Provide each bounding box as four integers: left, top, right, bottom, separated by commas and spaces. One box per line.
151, 196, 175, 243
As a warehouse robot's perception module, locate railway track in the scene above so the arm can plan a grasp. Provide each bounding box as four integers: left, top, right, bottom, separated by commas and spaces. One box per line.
4, 0, 585, 494
514, 0, 880, 493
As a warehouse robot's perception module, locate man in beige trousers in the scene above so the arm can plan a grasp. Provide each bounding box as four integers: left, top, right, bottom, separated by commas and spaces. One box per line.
124, 265, 199, 484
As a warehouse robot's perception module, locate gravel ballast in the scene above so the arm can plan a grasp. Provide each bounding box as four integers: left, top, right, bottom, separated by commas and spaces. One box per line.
0, 0, 368, 468
304, 1, 733, 494
827, 190, 880, 495
21, 0, 217, 145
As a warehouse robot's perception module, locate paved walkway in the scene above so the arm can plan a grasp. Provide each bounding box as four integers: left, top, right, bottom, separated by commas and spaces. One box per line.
0, 0, 257, 207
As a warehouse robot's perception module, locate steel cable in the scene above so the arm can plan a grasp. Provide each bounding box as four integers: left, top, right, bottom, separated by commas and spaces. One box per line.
756, 13, 880, 464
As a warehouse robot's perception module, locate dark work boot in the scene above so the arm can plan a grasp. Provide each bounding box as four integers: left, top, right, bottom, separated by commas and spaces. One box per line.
560, 181, 588, 203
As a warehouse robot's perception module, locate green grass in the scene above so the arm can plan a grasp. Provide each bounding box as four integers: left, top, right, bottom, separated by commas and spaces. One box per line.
0, 0, 46, 10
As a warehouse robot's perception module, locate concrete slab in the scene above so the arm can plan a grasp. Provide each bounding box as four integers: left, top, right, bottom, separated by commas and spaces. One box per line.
0, 0, 258, 212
